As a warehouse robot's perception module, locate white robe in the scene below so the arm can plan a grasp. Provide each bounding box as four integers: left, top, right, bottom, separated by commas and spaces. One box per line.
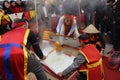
56, 15, 80, 45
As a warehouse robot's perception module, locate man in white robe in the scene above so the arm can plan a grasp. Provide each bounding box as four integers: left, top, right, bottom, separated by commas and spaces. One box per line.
56, 14, 80, 45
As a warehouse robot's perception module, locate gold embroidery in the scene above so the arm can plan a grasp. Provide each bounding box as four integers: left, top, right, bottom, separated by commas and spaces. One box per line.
0, 35, 2, 41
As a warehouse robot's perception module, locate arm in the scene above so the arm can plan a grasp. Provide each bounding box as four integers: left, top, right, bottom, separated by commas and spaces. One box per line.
98, 33, 105, 49
67, 18, 77, 36
56, 16, 63, 34
27, 31, 44, 59
62, 53, 86, 76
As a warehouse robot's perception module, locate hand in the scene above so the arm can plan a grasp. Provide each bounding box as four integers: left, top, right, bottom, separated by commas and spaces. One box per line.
41, 55, 46, 60
67, 33, 71, 37
65, 37, 68, 40
56, 33, 59, 35
100, 49, 104, 56
57, 72, 63, 77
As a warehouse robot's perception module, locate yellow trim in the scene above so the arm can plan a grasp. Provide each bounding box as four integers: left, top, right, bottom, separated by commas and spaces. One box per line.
79, 70, 89, 80
100, 60, 104, 80
86, 58, 104, 80
79, 50, 89, 63
0, 35, 1, 42
95, 41, 102, 47
79, 50, 104, 80
0, 16, 2, 24
23, 29, 30, 80
24, 29, 30, 45
30, 10, 36, 18
3, 15, 10, 22
80, 59, 104, 80
86, 58, 102, 68
23, 46, 28, 80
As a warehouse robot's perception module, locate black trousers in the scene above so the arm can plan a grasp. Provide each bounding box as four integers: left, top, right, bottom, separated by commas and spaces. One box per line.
113, 23, 120, 51
76, 72, 87, 80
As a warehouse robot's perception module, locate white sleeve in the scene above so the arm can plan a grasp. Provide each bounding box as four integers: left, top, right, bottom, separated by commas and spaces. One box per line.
56, 17, 63, 33
67, 19, 77, 36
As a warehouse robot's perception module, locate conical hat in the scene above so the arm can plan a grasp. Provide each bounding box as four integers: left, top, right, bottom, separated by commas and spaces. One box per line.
83, 24, 100, 33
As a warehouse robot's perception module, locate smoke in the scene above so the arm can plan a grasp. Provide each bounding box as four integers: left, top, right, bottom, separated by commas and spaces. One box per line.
80, 0, 109, 13
62, 0, 79, 15
62, 0, 108, 15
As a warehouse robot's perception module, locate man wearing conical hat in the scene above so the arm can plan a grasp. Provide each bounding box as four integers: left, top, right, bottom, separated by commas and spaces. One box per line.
83, 24, 101, 33
83, 24, 105, 54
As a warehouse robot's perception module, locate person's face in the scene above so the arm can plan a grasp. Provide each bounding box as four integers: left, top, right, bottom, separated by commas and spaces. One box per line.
4, 2, 10, 8
11, 2, 16, 6
17, 0, 22, 4
79, 40, 84, 47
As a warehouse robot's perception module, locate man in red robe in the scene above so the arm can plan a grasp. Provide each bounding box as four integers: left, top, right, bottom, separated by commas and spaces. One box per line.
58, 34, 104, 80
0, 18, 48, 80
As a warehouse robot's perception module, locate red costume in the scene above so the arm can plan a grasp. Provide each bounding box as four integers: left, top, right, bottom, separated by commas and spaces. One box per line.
63, 14, 75, 37
0, 28, 30, 80
79, 44, 104, 80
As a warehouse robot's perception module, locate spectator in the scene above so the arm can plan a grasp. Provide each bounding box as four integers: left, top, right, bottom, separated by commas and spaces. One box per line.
94, 0, 107, 33
15, 0, 26, 13
2, 1, 12, 14
113, 0, 120, 51
0, 6, 11, 35
83, 24, 105, 54
25, 0, 35, 11
38, 0, 51, 29
104, 0, 115, 37
10, 1, 17, 13
80, 0, 96, 26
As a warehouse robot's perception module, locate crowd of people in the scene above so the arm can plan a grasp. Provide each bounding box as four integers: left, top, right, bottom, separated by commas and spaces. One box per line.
0, 0, 36, 35
80, 0, 120, 51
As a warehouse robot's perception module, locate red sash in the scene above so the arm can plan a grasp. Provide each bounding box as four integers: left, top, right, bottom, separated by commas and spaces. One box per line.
63, 15, 75, 37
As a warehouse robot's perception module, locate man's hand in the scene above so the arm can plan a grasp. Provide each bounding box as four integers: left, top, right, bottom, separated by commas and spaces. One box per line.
56, 33, 59, 35
41, 55, 46, 60
100, 49, 104, 56
65, 37, 68, 40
